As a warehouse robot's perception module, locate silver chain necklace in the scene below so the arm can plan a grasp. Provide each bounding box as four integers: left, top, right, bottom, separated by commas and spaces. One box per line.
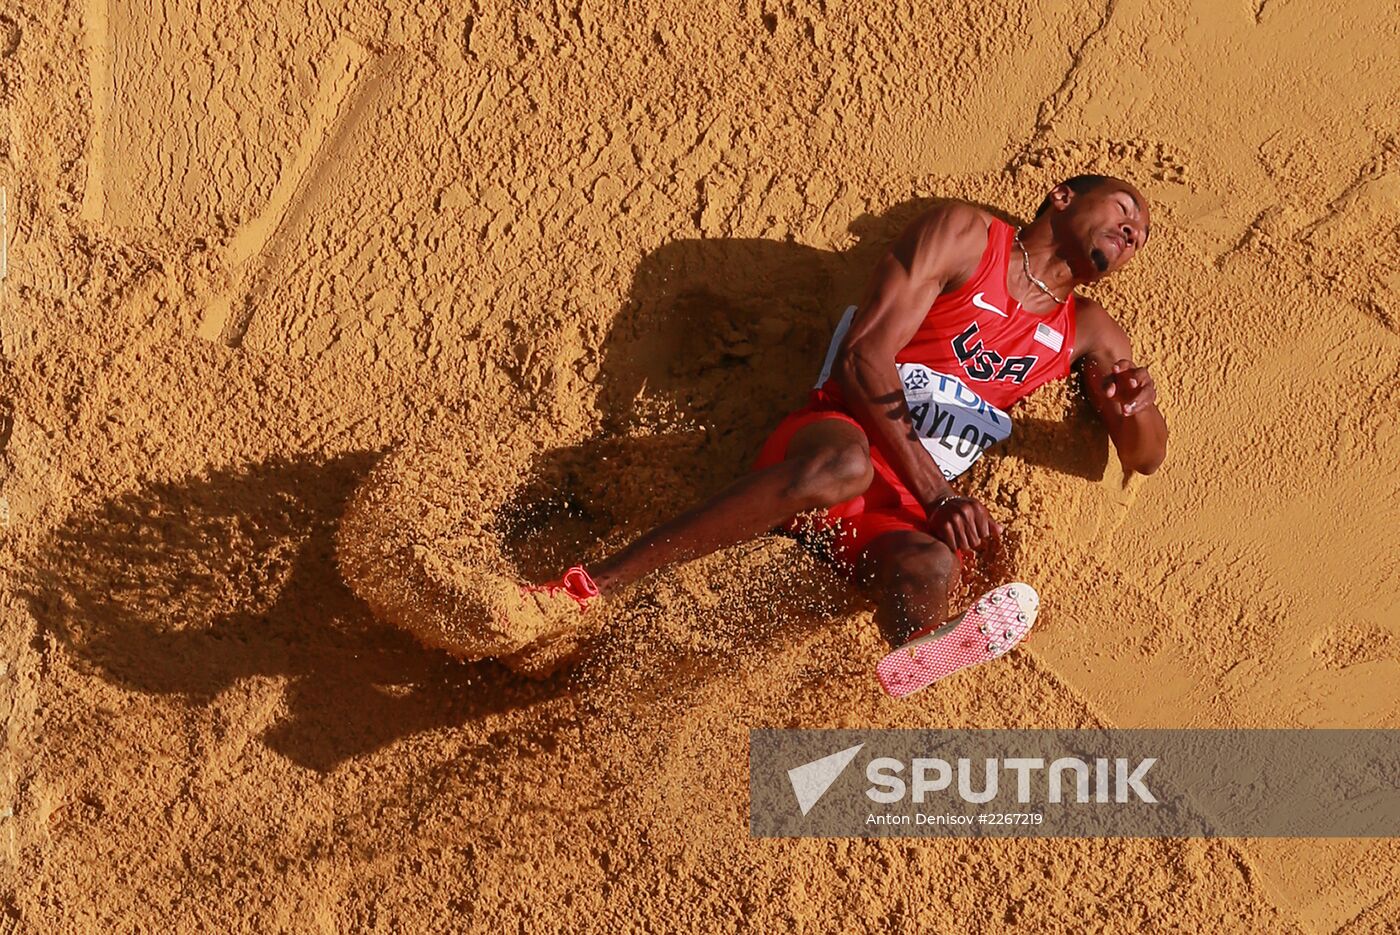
1014, 228, 1066, 305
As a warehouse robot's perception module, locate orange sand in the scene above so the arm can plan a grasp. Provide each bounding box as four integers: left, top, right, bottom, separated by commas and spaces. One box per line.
1, 0, 1398, 930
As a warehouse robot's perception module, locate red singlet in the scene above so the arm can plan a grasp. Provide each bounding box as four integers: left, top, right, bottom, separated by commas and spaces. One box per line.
752, 217, 1078, 572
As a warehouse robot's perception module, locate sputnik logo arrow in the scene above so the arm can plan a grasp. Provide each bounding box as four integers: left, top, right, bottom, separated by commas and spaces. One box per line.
787, 744, 864, 816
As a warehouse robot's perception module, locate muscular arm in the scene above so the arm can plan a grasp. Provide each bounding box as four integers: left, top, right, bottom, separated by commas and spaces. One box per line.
1072, 298, 1169, 475
831, 202, 991, 525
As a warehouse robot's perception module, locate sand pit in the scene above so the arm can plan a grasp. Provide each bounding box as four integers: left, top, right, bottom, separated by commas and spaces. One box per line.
2, 0, 1399, 931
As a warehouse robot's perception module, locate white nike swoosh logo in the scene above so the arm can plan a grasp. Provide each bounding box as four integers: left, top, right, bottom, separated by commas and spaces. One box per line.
972, 291, 1008, 318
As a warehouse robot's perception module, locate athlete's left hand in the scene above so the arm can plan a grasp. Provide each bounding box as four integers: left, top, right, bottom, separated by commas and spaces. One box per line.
1102, 359, 1157, 417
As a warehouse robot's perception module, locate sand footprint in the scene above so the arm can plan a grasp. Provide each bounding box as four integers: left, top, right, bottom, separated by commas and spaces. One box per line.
336, 428, 607, 678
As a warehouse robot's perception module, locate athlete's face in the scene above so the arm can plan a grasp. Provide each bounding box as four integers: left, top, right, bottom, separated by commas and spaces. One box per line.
1053, 181, 1151, 281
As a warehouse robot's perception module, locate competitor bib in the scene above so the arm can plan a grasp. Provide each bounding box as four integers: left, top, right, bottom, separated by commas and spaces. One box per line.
897, 363, 1012, 480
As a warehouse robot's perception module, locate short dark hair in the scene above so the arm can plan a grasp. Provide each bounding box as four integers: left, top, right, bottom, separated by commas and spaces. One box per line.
1034, 174, 1111, 218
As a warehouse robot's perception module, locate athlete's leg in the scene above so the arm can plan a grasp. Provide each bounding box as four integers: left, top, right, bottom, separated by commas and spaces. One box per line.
585, 417, 874, 594
855, 530, 963, 646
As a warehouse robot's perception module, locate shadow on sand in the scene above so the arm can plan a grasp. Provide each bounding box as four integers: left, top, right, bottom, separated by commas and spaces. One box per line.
19, 454, 572, 772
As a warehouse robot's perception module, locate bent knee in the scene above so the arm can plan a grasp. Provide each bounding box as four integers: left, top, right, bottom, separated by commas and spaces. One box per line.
785, 443, 873, 509
880, 540, 961, 593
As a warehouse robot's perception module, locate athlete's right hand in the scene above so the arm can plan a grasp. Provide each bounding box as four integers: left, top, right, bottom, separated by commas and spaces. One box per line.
925, 496, 1003, 552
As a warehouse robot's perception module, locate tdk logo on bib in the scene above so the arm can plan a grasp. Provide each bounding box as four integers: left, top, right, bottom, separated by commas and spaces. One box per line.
899, 364, 1012, 480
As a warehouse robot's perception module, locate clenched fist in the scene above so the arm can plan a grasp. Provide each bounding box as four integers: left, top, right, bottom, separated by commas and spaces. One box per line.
1102, 359, 1158, 417
925, 495, 1002, 552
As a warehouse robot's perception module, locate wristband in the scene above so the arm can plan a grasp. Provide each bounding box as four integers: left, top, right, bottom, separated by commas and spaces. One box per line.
927, 493, 959, 513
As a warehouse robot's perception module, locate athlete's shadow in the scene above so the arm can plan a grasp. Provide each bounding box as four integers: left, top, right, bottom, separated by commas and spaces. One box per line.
998, 410, 1112, 481
18, 453, 575, 772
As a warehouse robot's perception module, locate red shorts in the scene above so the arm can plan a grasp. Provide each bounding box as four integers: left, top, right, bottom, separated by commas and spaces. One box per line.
752, 389, 933, 574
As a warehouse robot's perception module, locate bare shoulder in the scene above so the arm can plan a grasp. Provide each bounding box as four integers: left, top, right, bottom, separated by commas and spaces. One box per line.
909, 199, 992, 249
1075, 293, 1110, 325
897, 200, 994, 284
1071, 294, 1130, 363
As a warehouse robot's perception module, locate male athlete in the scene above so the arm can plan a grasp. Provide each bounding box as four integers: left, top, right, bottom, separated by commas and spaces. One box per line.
517, 175, 1167, 681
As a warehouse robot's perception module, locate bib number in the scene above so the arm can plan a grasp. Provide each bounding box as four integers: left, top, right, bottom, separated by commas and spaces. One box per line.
899, 364, 1012, 480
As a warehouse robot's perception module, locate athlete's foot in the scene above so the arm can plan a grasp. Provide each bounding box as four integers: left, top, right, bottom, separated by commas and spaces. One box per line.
523, 565, 603, 608
500, 565, 606, 678
876, 582, 1040, 697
